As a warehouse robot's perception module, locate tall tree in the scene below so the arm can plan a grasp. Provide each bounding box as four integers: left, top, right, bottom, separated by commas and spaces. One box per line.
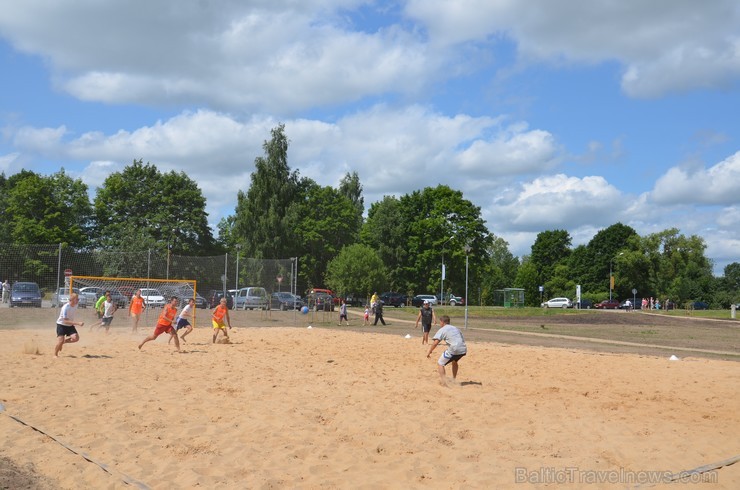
480, 236, 519, 304
338, 171, 364, 231
232, 124, 301, 259
5, 169, 92, 246
530, 229, 572, 287
325, 243, 388, 299
94, 160, 214, 253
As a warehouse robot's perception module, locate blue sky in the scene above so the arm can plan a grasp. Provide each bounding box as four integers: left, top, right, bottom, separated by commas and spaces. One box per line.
1, 1, 739, 274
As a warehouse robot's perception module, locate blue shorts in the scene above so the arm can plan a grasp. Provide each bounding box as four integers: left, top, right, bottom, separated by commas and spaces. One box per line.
176, 318, 191, 330
422, 323, 432, 333
438, 351, 466, 366
56, 324, 78, 337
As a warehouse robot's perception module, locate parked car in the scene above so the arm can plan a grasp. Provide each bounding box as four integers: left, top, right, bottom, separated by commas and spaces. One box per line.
139, 288, 166, 308
619, 300, 636, 310
541, 297, 573, 309
380, 291, 408, 308
595, 299, 620, 309
437, 292, 465, 306
51, 287, 87, 308
10, 282, 43, 308
78, 287, 127, 308
344, 294, 366, 307
574, 299, 593, 309
692, 301, 709, 310
234, 287, 269, 310
208, 290, 234, 309
270, 292, 303, 310
309, 292, 335, 311
411, 294, 438, 307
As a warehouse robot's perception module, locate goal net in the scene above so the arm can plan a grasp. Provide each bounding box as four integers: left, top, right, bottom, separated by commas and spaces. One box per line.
69, 275, 200, 327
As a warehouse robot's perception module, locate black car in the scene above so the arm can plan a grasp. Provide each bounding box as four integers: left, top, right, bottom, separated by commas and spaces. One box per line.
344, 294, 366, 307
575, 298, 593, 309
271, 292, 303, 310
10, 281, 42, 308
309, 292, 335, 311
208, 290, 234, 309
380, 291, 407, 308
692, 301, 709, 310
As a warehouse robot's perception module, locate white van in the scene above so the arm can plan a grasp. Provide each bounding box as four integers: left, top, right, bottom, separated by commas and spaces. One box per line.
234, 287, 268, 310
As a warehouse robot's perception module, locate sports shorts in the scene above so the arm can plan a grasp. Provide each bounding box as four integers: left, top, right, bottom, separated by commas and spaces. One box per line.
438, 350, 466, 366
153, 323, 174, 337
422, 323, 432, 333
56, 324, 78, 337
212, 320, 227, 330
176, 318, 191, 330
101, 316, 113, 326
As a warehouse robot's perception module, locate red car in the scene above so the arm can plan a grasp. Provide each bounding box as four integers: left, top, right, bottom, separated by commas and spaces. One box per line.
595, 299, 620, 309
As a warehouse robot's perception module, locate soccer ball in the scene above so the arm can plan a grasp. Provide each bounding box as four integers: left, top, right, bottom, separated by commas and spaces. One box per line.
301, 306, 309, 314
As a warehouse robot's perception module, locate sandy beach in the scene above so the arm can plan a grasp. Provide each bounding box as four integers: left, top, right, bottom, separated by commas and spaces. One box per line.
1, 314, 739, 489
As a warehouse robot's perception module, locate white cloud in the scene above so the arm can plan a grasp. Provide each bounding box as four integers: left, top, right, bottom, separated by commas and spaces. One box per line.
486, 174, 624, 231
405, 0, 740, 97
651, 151, 740, 205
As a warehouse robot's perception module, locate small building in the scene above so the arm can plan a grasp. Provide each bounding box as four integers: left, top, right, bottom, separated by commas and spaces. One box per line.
493, 288, 525, 308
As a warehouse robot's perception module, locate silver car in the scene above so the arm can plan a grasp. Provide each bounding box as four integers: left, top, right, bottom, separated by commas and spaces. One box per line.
51, 287, 88, 308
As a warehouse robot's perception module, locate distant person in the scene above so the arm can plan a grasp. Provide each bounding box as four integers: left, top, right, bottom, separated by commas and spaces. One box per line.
338, 300, 349, 326
624, 299, 632, 312
211, 297, 232, 343
370, 291, 379, 307
415, 300, 437, 345
171, 298, 195, 343
373, 300, 386, 326
129, 289, 146, 333
55, 293, 85, 358
94, 291, 108, 325
641, 298, 648, 310
426, 315, 467, 387
93, 292, 117, 333
138, 296, 180, 352
363, 305, 370, 326
2, 279, 9, 303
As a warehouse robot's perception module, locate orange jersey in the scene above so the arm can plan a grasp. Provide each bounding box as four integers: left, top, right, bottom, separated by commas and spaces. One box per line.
158, 304, 178, 326
212, 304, 228, 322
130, 295, 145, 315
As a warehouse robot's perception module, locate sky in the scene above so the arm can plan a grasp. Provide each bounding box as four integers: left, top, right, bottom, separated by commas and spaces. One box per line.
1, 1, 739, 275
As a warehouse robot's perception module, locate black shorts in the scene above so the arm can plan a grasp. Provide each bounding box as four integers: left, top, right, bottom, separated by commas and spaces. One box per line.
101, 317, 113, 326
339, 314, 348, 320
176, 318, 191, 330
422, 323, 432, 333
56, 324, 78, 337
440, 352, 466, 366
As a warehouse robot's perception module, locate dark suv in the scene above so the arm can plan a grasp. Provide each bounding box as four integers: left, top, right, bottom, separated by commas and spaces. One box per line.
380, 291, 407, 308
208, 290, 234, 309
10, 282, 43, 308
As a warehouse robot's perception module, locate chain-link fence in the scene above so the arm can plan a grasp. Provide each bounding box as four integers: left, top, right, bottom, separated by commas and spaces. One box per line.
0, 243, 297, 309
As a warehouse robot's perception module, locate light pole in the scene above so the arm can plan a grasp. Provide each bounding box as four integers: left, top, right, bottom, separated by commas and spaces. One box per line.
235, 244, 242, 291
464, 243, 471, 330
609, 252, 624, 301
440, 235, 454, 305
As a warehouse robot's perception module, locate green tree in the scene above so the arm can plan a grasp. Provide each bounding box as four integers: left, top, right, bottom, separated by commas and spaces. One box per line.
290, 182, 361, 288
530, 230, 572, 287
514, 256, 540, 306
232, 124, 301, 259
360, 195, 408, 289
338, 171, 364, 236
94, 160, 214, 254
480, 236, 519, 304
5, 169, 92, 246
325, 243, 387, 298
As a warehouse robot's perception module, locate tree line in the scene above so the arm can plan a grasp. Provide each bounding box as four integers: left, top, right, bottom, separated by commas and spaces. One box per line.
1, 124, 737, 307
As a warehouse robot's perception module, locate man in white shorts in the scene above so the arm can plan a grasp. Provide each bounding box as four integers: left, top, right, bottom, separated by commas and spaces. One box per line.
426, 315, 467, 386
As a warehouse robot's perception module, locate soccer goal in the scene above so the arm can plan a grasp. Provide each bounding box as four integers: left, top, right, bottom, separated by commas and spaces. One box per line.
69, 275, 201, 326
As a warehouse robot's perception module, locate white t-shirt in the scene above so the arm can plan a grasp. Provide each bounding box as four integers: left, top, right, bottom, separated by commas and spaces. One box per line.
179, 304, 193, 319
103, 300, 116, 318
433, 324, 467, 355
57, 302, 77, 326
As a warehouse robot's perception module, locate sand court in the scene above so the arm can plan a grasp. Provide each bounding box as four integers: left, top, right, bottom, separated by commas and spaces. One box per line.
1, 325, 739, 488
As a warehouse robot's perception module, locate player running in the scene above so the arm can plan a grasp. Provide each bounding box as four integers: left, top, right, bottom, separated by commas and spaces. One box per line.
138, 296, 180, 352
211, 297, 232, 343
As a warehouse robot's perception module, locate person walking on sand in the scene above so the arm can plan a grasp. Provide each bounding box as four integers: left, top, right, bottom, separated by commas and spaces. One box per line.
129, 289, 146, 333
138, 297, 180, 352
426, 315, 467, 387
363, 305, 370, 326
55, 293, 84, 358
170, 298, 195, 343
211, 297, 232, 343
338, 300, 350, 326
415, 300, 437, 345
